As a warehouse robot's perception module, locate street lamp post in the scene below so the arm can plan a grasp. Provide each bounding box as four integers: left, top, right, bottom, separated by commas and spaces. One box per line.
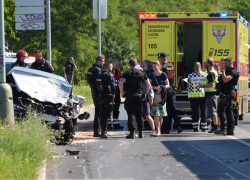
0, 0, 15, 124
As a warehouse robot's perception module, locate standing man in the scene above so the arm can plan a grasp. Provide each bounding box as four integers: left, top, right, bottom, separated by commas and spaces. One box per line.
215, 57, 239, 135
96, 63, 116, 138
199, 57, 218, 132
119, 58, 150, 139
110, 59, 124, 130
87, 55, 105, 137
11, 50, 27, 69
158, 52, 182, 134
64, 57, 77, 85
31, 50, 55, 74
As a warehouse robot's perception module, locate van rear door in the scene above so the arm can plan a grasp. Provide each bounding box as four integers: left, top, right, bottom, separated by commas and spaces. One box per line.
203, 20, 235, 67
141, 21, 175, 63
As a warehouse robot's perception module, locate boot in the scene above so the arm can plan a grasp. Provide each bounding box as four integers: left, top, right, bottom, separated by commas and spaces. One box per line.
107, 124, 113, 130
139, 131, 144, 138
193, 128, 198, 132
113, 123, 124, 130
126, 131, 135, 139
227, 129, 234, 136
177, 127, 182, 133
214, 129, 227, 135
100, 128, 109, 138
93, 128, 101, 137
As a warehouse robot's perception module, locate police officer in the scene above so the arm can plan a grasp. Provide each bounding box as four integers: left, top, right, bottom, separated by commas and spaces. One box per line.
87, 55, 105, 137
158, 52, 182, 134
109, 59, 124, 130
31, 50, 55, 74
199, 58, 219, 132
119, 58, 150, 139
215, 57, 239, 136
96, 62, 116, 138
11, 50, 28, 69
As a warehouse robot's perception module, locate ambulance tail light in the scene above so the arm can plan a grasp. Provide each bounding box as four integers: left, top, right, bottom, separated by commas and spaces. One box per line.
233, 12, 237, 14
139, 13, 157, 18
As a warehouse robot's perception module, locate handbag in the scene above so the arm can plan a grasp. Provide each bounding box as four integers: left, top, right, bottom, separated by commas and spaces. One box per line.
152, 73, 162, 104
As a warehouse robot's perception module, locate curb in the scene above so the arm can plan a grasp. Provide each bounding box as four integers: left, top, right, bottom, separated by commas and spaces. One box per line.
37, 160, 46, 180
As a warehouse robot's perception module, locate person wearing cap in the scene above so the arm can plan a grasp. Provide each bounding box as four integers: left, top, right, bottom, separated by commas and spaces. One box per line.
31, 50, 55, 74
11, 50, 28, 69
158, 52, 182, 134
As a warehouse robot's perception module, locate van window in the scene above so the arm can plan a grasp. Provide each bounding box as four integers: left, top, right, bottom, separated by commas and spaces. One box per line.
5, 62, 13, 74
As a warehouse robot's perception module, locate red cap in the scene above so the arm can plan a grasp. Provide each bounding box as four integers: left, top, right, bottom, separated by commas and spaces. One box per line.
17, 50, 27, 58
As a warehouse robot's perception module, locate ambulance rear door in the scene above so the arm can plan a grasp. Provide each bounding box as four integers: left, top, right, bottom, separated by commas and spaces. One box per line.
141, 20, 175, 64
203, 20, 235, 68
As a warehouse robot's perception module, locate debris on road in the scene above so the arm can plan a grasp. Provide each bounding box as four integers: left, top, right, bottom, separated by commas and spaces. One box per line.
66, 150, 80, 155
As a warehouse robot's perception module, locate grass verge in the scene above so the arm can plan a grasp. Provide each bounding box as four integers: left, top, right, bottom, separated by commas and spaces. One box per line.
0, 112, 56, 180
73, 85, 93, 106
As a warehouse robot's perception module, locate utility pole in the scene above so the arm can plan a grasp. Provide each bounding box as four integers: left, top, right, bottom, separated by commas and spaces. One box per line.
97, 0, 101, 55
0, 0, 14, 124
46, 0, 51, 63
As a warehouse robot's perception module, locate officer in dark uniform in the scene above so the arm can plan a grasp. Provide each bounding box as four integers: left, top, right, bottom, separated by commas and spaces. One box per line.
158, 52, 182, 134
119, 58, 150, 139
11, 50, 28, 69
87, 55, 105, 137
96, 62, 116, 138
31, 50, 55, 74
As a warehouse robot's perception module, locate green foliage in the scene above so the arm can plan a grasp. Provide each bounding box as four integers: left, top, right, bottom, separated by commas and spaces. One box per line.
4, 0, 249, 82
0, 111, 55, 180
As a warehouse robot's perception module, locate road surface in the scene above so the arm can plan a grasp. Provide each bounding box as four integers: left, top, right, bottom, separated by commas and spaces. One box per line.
46, 95, 250, 180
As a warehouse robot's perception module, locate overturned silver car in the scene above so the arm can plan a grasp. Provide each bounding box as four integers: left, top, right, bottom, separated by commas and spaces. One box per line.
6, 67, 89, 142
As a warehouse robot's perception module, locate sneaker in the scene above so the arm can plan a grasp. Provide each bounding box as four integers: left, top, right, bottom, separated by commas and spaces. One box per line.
113, 124, 124, 130
134, 133, 138, 137
150, 132, 157, 137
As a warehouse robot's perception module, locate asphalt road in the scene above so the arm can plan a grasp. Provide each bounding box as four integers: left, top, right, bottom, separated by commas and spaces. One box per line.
46, 95, 250, 180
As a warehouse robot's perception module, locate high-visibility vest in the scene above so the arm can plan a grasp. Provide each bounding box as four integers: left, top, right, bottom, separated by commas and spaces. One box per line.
203, 68, 209, 74
188, 72, 207, 98
204, 69, 218, 92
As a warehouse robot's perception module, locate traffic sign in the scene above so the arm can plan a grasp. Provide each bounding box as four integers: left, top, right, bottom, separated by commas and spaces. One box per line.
15, 0, 44, 6
15, 22, 45, 30
15, 7, 44, 14
93, 0, 107, 19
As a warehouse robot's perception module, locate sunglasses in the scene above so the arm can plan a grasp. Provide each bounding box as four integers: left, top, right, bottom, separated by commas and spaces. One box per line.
34, 50, 41, 53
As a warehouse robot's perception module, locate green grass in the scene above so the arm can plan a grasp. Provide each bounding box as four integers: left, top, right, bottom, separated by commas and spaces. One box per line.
73, 85, 93, 106
0, 112, 55, 180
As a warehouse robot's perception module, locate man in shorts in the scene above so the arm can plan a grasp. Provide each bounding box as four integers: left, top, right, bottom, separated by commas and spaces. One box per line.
199, 58, 219, 131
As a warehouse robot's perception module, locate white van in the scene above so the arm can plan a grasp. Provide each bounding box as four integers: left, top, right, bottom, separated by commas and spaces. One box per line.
5, 52, 35, 74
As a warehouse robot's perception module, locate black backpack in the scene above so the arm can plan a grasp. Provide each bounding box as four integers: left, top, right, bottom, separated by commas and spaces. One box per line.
65, 63, 71, 74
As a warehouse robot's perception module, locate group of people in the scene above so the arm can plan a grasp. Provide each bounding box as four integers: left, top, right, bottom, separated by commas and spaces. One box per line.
11, 50, 77, 85
87, 52, 182, 139
188, 57, 239, 135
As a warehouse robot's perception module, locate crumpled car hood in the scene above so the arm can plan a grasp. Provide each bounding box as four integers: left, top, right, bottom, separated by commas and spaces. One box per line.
8, 67, 72, 105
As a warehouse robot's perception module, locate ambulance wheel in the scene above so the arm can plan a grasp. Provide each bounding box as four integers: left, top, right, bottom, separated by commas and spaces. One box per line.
234, 115, 238, 126
239, 114, 244, 120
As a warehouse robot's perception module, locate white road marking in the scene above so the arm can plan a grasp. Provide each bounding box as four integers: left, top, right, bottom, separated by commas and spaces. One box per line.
227, 136, 250, 148
187, 142, 250, 179
225, 173, 235, 180
95, 156, 106, 179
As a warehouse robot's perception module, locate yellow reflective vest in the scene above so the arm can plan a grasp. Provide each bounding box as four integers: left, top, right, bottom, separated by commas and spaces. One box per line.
204, 69, 218, 92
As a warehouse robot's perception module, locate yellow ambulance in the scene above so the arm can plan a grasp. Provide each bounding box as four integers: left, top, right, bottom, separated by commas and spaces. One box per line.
139, 12, 248, 125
